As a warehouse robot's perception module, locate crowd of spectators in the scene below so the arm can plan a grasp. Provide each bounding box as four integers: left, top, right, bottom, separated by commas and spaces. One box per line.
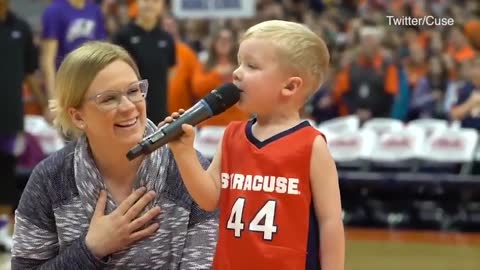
16, 0, 480, 130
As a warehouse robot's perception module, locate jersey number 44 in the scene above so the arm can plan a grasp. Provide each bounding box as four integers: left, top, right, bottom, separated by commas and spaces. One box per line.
226, 198, 278, 241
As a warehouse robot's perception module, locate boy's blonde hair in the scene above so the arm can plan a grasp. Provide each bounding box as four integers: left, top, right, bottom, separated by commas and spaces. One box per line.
50, 41, 140, 138
242, 20, 330, 93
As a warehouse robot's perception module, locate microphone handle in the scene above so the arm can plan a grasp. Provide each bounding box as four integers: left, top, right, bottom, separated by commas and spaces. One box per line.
133, 100, 213, 158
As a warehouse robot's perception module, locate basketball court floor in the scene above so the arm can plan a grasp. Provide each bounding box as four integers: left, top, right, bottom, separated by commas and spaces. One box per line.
1, 228, 479, 270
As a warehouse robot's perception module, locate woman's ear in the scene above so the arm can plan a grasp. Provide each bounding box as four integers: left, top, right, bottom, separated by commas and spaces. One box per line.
68, 107, 86, 129
281, 76, 303, 97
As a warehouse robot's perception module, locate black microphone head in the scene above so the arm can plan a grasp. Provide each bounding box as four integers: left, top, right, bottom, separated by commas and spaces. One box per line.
203, 83, 240, 115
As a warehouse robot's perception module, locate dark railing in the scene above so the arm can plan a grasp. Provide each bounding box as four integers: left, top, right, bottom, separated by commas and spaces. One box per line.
340, 170, 480, 232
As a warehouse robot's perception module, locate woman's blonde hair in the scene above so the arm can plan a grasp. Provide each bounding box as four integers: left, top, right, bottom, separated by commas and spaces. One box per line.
50, 41, 140, 137
241, 20, 330, 93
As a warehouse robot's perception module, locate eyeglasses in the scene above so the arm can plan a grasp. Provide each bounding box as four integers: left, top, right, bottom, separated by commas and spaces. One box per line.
85, 80, 149, 112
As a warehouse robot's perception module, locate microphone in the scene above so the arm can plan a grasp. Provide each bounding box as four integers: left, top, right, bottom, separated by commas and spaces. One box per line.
126, 83, 240, 160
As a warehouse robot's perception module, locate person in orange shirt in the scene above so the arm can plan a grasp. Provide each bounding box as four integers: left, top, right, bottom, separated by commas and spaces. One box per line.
192, 28, 249, 127
404, 42, 428, 89
464, 19, 480, 50
162, 13, 200, 114
447, 27, 476, 63
127, 0, 138, 18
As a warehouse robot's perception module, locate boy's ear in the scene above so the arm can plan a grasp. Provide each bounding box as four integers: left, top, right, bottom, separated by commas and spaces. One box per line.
281, 76, 303, 97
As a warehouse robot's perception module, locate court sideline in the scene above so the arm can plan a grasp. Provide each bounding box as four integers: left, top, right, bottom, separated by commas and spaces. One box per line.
1, 228, 479, 270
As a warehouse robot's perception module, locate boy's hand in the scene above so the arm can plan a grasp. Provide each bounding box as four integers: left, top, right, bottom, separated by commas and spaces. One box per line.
168, 123, 196, 155
159, 110, 197, 155
157, 109, 185, 128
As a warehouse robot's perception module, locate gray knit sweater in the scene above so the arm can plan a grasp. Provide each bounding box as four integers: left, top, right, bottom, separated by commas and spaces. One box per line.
11, 142, 218, 269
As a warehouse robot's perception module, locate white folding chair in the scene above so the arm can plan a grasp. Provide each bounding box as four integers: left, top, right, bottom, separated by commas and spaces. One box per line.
362, 118, 404, 136
421, 128, 479, 174
327, 129, 377, 170
369, 126, 426, 163
317, 115, 360, 135
24, 115, 65, 155
406, 118, 448, 138
449, 120, 462, 130
193, 126, 226, 160
421, 128, 478, 163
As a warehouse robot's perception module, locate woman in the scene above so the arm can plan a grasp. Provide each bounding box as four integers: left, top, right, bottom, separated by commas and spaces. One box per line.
11, 42, 217, 269
192, 28, 249, 127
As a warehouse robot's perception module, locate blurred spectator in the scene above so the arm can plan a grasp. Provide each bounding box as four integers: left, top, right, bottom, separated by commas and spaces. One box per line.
333, 27, 399, 122
447, 26, 476, 63
257, 0, 285, 20
391, 63, 410, 121
307, 68, 338, 124
404, 42, 427, 90
428, 30, 445, 57
408, 56, 450, 120
464, 18, 480, 50
449, 58, 480, 129
98, 0, 123, 35
183, 19, 210, 54
41, 0, 106, 99
127, 0, 139, 18
0, 0, 41, 252
113, 0, 176, 124
162, 13, 200, 113
444, 59, 473, 113
192, 27, 249, 126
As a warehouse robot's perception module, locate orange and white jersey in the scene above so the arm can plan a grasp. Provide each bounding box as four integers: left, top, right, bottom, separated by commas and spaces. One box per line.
213, 119, 325, 270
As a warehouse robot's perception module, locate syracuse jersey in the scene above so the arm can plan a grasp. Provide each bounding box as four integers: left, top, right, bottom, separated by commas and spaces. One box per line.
213, 119, 325, 270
